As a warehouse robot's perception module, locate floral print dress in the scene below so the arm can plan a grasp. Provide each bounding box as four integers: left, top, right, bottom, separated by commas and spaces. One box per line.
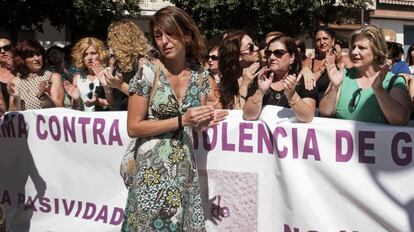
122, 62, 210, 232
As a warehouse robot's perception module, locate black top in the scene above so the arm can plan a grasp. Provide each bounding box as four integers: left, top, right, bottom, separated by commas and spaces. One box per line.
311, 58, 330, 106
246, 76, 317, 107
110, 67, 137, 111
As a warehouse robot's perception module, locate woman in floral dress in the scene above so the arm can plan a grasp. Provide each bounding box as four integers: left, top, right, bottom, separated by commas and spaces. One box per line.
123, 6, 226, 232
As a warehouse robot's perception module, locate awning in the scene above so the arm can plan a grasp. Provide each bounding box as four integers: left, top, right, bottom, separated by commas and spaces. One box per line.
379, 0, 414, 6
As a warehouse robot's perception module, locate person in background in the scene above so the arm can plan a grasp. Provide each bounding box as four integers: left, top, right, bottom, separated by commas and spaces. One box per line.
294, 38, 307, 63
63, 37, 111, 111
406, 42, 414, 75
0, 37, 15, 114
123, 6, 227, 231
243, 35, 317, 122
205, 46, 222, 108
8, 39, 64, 111
387, 41, 411, 76
301, 26, 353, 107
104, 19, 149, 111
218, 30, 260, 109
319, 25, 411, 125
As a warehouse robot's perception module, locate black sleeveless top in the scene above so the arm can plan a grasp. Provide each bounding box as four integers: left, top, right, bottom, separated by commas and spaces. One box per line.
311, 58, 330, 106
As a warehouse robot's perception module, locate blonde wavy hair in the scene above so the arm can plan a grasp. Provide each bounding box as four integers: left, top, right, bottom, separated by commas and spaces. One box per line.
107, 20, 149, 72
71, 37, 108, 70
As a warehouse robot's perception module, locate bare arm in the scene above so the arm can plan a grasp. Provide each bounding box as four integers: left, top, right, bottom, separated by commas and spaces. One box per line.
49, 73, 64, 107
319, 84, 340, 117
243, 89, 264, 120
127, 94, 214, 138
374, 86, 411, 125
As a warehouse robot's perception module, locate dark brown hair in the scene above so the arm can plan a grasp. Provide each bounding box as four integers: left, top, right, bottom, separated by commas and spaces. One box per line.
266, 35, 302, 75
14, 39, 46, 77
218, 30, 248, 109
149, 6, 206, 63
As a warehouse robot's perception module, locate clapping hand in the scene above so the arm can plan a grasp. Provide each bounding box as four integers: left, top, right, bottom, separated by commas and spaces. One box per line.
63, 80, 81, 100
7, 78, 20, 98
325, 49, 344, 87
104, 69, 123, 89
283, 74, 300, 100
257, 67, 274, 94
372, 64, 389, 92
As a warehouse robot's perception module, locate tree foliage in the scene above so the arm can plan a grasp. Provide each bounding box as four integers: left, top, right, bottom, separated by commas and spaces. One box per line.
0, 0, 141, 42
171, 0, 373, 40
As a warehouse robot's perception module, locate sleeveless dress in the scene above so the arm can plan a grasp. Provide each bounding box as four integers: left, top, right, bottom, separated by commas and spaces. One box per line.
19, 71, 52, 110
122, 62, 210, 232
335, 68, 407, 124
76, 73, 101, 112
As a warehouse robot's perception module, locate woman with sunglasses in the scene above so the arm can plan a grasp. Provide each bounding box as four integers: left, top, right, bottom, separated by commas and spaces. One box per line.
0, 38, 15, 114
319, 25, 411, 125
243, 35, 317, 122
205, 46, 222, 108
219, 30, 260, 109
63, 37, 111, 112
123, 6, 227, 231
7, 39, 64, 111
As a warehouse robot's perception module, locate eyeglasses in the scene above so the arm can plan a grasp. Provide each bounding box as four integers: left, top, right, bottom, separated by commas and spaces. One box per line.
87, 82, 95, 99
206, 55, 220, 61
241, 41, 258, 53
265, 49, 288, 58
348, 88, 362, 113
0, 44, 13, 52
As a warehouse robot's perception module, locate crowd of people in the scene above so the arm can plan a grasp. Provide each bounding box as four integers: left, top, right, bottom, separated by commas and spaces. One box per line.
1, 5, 414, 232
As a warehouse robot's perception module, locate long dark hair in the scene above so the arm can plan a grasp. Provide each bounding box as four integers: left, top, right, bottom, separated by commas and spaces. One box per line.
218, 30, 248, 109
406, 43, 414, 66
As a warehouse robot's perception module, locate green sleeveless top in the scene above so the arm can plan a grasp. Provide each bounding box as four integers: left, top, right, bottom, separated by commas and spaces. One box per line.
335, 68, 407, 124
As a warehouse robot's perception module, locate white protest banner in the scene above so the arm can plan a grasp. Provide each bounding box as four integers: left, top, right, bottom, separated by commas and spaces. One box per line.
0, 107, 413, 232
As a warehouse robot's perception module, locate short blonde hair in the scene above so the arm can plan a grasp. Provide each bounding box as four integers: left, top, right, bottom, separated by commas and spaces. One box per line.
71, 37, 108, 70
349, 25, 388, 66
107, 20, 149, 72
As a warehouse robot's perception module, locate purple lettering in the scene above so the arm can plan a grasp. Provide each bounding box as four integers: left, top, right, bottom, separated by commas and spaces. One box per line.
108, 119, 123, 146
192, 129, 199, 149
62, 199, 75, 216
257, 123, 273, 154
82, 202, 96, 220
2, 114, 16, 137
284, 224, 299, 232
292, 128, 298, 159
93, 118, 106, 145
239, 123, 253, 153
94, 205, 108, 223
49, 116, 61, 141
303, 129, 320, 161
55, 198, 59, 214
39, 197, 51, 213
336, 130, 353, 162
63, 116, 76, 142
109, 207, 124, 225
78, 117, 91, 144
17, 114, 27, 138
1, 190, 11, 205
25, 196, 37, 211
203, 126, 217, 151
391, 132, 412, 166
75, 201, 82, 217
273, 127, 287, 158
222, 122, 235, 151
36, 115, 48, 140
359, 131, 375, 164
18, 193, 25, 208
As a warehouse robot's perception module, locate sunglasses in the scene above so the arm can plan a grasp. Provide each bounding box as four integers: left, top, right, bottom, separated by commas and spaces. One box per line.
87, 82, 95, 99
206, 55, 220, 61
348, 88, 362, 113
241, 41, 258, 53
265, 49, 288, 58
0, 44, 13, 52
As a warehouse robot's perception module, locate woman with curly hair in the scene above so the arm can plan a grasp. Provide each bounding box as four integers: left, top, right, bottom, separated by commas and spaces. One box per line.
218, 30, 260, 109
63, 37, 111, 111
7, 39, 64, 110
104, 19, 149, 110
